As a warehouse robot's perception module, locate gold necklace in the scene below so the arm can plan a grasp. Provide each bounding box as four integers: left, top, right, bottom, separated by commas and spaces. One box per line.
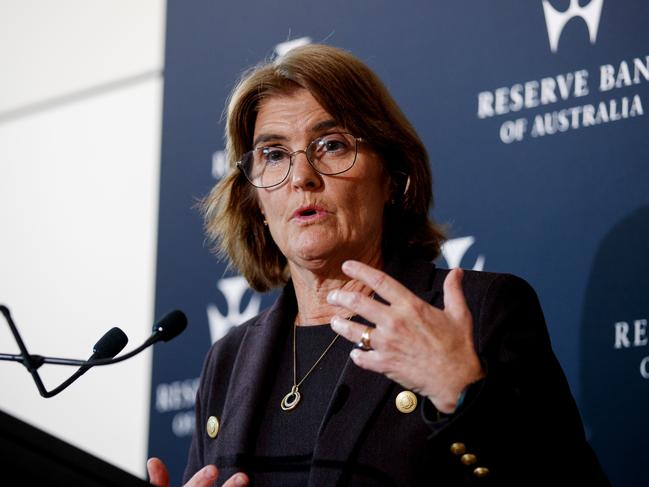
280, 319, 345, 411
281, 291, 374, 411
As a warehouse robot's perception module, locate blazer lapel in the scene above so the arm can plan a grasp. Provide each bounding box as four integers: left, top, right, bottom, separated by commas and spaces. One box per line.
214, 285, 296, 462
309, 256, 440, 486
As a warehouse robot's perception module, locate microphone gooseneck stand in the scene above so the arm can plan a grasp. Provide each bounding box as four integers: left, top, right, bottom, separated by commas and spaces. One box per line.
0, 305, 187, 397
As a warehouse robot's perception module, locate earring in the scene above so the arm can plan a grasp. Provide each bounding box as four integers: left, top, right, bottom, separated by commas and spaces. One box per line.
390, 173, 411, 205
403, 176, 411, 196
263, 218, 268, 226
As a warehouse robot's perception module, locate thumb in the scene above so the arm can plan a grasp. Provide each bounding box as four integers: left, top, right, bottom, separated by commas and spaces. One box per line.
147, 457, 170, 487
443, 268, 470, 321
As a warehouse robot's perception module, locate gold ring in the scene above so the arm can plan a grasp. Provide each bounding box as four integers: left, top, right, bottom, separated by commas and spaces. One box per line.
357, 326, 373, 351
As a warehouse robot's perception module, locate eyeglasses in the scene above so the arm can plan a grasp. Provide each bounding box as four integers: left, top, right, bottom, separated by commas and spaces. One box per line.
237, 132, 363, 188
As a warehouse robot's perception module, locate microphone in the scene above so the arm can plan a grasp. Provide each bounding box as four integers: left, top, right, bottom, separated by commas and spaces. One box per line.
83, 309, 187, 366
41, 327, 128, 397
150, 309, 187, 343
93, 327, 129, 359
0, 307, 187, 397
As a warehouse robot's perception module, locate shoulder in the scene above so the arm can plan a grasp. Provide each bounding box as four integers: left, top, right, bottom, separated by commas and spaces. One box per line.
432, 267, 540, 311
459, 270, 543, 318
197, 282, 296, 388
199, 306, 272, 382
434, 266, 535, 295
388, 252, 537, 304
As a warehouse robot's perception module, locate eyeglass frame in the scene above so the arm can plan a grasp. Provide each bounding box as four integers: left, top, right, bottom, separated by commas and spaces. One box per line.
236, 132, 365, 188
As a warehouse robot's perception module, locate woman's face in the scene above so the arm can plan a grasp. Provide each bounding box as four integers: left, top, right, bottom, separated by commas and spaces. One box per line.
253, 89, 391, 274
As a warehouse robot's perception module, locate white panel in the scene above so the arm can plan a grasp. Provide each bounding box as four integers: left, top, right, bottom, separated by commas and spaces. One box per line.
0, 0, 165, 114
0, 77, 162, 477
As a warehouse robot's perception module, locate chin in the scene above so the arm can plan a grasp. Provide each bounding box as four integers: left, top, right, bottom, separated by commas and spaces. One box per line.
289, 229, 335, 253
292, 245, 335, 263
286, 241, 341, 269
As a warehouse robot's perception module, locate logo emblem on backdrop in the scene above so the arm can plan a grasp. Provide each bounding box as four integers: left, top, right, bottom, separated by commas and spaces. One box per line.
441, 236, 485, 271
207, 276, 262, 343
212, 150, 227, 180
542, 0, 604, 52
274, 37, 312, 57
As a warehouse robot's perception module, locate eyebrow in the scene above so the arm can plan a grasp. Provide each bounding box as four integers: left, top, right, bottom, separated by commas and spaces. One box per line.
311, 119, 340, 133
252, 119, 341, 148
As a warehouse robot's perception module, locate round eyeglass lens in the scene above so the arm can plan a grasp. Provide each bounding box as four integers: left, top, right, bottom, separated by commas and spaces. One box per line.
307, 132, 358, 175
244, 146, 291, 188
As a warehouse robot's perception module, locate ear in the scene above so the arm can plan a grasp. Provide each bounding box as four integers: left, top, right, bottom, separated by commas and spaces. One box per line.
257, 203, 269, 226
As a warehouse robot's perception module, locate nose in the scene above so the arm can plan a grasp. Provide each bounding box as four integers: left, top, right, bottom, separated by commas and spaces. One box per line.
290, 150, 322, 190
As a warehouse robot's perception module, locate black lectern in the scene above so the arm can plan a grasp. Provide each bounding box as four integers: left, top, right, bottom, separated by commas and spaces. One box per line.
0, 408, 150, 486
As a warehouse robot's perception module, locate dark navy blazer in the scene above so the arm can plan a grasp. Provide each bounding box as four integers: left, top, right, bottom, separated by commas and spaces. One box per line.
183, 255, 608, 486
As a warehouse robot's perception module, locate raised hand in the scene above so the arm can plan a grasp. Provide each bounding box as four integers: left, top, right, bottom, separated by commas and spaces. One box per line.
328, 260, 484, 413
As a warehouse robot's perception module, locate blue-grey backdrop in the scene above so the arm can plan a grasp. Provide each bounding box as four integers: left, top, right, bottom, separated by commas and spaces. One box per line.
148, 1, 649, 485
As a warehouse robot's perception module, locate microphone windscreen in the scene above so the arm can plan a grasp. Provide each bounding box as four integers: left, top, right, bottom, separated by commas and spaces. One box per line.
93, 327, 128, 359
152, 310, 187, 342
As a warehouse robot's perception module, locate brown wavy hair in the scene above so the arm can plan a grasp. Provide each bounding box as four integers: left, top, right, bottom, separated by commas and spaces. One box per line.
202, 44, 445, 292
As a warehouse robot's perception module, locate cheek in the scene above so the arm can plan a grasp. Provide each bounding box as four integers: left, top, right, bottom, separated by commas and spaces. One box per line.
256, 191, 275, 218
260, 197, 288, 242
359, 161, 391, 209
342, 193, 386, 231
355, 176, 391, 217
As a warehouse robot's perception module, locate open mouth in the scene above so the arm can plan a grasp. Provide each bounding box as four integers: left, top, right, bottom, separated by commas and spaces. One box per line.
293, 205, 328, 221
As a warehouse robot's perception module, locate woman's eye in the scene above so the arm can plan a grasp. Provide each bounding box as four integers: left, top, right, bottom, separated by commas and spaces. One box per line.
324, 140, 345, 151
261, 148, 287, 164
318, 134, 349, 153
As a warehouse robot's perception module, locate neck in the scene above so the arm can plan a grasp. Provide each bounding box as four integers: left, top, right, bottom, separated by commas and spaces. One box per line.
289, 246, 383, 326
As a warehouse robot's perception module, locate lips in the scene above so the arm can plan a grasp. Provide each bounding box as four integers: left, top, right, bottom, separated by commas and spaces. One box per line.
291, 204, 330, 221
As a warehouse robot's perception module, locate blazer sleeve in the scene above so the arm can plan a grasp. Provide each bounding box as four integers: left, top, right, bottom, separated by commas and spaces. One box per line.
422, 273, 609, 486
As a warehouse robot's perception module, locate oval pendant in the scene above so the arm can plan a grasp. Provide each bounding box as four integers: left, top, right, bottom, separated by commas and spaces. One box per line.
281, 385, 301, 411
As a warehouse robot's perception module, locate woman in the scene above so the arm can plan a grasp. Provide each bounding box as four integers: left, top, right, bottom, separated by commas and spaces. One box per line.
148, 44, 607, 486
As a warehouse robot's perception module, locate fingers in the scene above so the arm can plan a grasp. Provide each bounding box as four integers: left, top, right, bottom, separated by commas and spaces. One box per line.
443, 268, 470, 322
222, 473, 249, 487
340, 260, 410, 303
331, 318, 385, 374
327, 288, 387, 324
185, 467, 248, 487
148, 457, 248, 487
349, 347, 384, 372
331, 316, 375, 348
147, 458, 170, 487
183, 465, 218, 487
